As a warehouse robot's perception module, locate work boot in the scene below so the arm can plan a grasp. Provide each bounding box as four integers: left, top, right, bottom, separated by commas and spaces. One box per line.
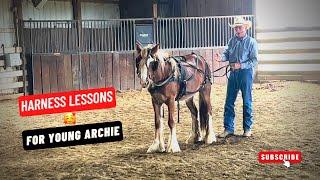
243, 130, 252, 137
218, 130, 233, 138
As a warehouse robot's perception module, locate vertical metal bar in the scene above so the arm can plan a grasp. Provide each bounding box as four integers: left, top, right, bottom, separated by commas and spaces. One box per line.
229, 17, 232, 41
174, 19, 176, 49
62, 22, 65, 52
165, 19, 168, 49
191, 18, 193, 48
77, 19, 82, 90
112, 20, 114, 51
30, 21, 35, 94
168, 19, 171, 49
196, 18, 198, 48
155, 19, 158, 46
98, 21, 100, 51
117, 21, 120, 51
107, 21, 110, 51
119, 20, 122, 51
168, 19, 170, 49
189, 18, 191, 48
129, 20, 131, 50
185, 18, 188, 48
180, 19, 183, 48
133, 20, 136, 51
195, 18, 197, 48
219, 18, 222, 47
209, 17, 212, 47
177, 19, 180, 49
105, 21, 108, 51
126, 20, 128, 51
213, 17, 215, 47
159, 19, 161, 48
90, 21, 92, 52
202, 18, 204, 47
223, 17, 225, 46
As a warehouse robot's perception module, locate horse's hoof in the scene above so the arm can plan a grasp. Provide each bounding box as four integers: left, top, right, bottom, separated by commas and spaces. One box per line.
205, 134, 217, 144
147, 141, 165, 153
166, 146, 181, 153
166, 142, 181, 153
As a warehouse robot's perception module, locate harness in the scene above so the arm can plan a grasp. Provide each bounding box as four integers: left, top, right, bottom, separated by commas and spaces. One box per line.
148, 53, 211, 101
148, 53, 211, 123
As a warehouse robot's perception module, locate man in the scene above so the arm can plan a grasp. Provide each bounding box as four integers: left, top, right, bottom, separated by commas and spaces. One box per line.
214, 16, 258, 138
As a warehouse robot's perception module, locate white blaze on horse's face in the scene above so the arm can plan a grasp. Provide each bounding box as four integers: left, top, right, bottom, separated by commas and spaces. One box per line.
136, 43, 160, 88
140, 62, 148, 87
140, 56, 156, 87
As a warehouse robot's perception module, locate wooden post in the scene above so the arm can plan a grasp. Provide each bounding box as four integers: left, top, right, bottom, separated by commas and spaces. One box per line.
153, 3, 158, 18
153, 2, 157, 45
12, 0, 28, 95
72, 0, 82, 20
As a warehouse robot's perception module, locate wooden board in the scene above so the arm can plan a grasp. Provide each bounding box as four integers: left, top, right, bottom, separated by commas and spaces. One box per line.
71, 54, 80, 91
119, 53, 127, 90
32, 54, 42, 94
134, 51, 141, 90
56, 55, 66, 92
112, 52, 120, 91
0, 47, 22, 56
97, 53, 106, 88
0, 82, 24, 90
63, 55, 73, 91
0, 93, 24, 101
80, 54, 90, 90
89, 54, 98, 89
127, 52, 135, 90
105, 53, 113, 87
0, 70, 23, 78
49, 56, 58, 93
0, 60, 4, 67
41, 55, 51, 94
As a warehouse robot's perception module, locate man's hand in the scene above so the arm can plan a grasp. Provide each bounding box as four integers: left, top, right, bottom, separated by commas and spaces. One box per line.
230, 63, 241, 70
214, 51, 222, 62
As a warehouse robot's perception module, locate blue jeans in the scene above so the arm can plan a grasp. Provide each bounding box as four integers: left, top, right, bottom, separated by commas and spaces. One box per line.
224, 68, 254, 133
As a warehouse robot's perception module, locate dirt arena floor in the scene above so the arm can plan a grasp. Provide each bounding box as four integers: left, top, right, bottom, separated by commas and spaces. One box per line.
0, 81, 319, 179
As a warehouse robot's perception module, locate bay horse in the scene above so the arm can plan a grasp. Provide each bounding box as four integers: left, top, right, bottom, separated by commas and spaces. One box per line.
136, 43, 216, 153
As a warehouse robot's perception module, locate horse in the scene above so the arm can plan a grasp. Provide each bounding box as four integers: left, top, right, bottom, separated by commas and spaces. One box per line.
135, 43, 216, 153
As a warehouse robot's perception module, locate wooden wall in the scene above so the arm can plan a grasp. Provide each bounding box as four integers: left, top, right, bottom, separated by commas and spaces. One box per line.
32, 51, 138, 94
31, 48, 227, 94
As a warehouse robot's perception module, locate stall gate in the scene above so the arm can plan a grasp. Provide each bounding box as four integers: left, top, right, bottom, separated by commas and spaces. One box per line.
22, 15, 255, 94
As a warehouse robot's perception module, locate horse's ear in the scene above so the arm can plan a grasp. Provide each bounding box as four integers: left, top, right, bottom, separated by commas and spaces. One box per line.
151, 44, 160, 55
136, 42, 142, 54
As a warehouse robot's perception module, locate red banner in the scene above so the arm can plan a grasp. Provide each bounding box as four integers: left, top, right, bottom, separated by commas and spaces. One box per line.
18, 87, 116, 116
258, 151, 302, 164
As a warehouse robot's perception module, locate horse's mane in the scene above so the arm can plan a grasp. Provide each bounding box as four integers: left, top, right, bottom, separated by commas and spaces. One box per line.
141, 45, 179, 78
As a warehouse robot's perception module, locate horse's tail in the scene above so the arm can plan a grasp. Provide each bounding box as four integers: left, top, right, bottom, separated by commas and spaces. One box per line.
199, 92, 209, 133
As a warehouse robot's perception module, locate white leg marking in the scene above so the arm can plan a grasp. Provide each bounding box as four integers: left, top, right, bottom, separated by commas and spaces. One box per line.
166, 127, 181, 153
205, 115, 216, 144
147, 117, 165, 153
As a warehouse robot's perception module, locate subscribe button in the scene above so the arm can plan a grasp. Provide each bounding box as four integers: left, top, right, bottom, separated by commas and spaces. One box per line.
258, 151, 302, 165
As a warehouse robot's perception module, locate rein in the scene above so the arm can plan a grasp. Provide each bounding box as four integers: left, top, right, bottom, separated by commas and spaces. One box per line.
212, 64, 231, 79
